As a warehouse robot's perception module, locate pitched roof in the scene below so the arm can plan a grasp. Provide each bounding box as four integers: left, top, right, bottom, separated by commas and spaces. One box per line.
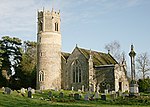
77, 47, 118, 66
61, 52, 70, 60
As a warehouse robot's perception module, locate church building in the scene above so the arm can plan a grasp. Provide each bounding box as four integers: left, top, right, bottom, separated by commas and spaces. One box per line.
36, 9, 129, 92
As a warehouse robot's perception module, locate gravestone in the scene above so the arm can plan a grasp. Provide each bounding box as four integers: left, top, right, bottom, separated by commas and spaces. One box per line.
111, 93, 116, 100
71, 87, 74, 91
116, 91, 122, 97
59, 92, 64, 98
74, 93, 80, 100
5, 87, 11, 95
94, 92, 99, 99
104, 89, 108, 95
109, 91, 114, 95
82, 85, 84, 92
21, 88, 25, 94
28, 91, 32, 98
106, 84, 110, 90
31, 89, 35, 94
84, 94, 89, 101
101, 94, 106, 101
48, 91, 52, 97
28, 87, 32, 92
89, 85, 94, 92
78, 89, 81, 93
2, 87, 5, 93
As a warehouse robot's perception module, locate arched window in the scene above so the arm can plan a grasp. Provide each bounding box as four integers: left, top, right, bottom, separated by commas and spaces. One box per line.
72, 60, 82, 83
55, 22, 58, 31
39, 71, 44, 81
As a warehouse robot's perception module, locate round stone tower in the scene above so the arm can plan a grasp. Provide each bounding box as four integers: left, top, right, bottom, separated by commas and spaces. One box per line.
36, 8, 61, 90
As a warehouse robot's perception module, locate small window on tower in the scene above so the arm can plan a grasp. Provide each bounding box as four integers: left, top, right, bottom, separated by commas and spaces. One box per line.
55, 22, 58, 31
39, 71, 44, 81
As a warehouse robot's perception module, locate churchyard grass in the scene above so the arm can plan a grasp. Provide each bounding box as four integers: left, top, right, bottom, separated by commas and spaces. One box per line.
0, 89, 150, 107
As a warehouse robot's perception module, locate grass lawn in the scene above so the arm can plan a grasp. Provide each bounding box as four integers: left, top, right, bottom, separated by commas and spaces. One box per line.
0, 90, 149, 107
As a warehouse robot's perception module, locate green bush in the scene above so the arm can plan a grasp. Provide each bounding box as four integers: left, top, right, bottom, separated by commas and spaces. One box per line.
138, 79, 150, 92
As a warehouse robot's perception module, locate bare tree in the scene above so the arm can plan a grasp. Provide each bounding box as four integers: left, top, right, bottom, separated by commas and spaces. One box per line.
104, 40, 123, 62
136, 52, 150, 79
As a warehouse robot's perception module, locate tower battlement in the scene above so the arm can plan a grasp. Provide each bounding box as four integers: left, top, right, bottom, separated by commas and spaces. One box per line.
37, 8, 61, 33
38, 9, 60, 18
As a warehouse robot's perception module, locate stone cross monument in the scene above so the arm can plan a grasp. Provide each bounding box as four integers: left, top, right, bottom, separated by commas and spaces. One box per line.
36, 8, 61, 90
129, 45, 136, 81
129, 45, 139, 96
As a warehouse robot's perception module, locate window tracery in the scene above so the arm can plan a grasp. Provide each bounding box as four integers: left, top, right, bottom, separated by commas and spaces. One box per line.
72, 60, 82, 83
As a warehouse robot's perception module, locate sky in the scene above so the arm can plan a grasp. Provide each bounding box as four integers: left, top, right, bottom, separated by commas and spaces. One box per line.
0, 0, 150, 70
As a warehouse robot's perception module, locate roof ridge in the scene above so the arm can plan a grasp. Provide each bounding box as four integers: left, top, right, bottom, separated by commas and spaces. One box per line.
78, 47, 107, 54
77, 47, 89, 59
77, 47, 117, 65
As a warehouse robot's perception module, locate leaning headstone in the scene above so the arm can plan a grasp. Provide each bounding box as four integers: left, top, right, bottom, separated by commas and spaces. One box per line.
74, 93, 80, 100
28, 91, 32, 98
21, 88, 25, 94
31, 89, 35, 94
59, 92, 64, 98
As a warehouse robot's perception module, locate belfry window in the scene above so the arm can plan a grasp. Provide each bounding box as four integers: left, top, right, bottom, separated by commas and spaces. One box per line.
55, 22, 58, 31
39, 71, 44, 81
72, 60, 82, 83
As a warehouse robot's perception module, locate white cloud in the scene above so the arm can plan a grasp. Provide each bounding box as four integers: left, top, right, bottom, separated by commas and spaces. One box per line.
0, 0, 146, 40
0, 0, 36, 33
